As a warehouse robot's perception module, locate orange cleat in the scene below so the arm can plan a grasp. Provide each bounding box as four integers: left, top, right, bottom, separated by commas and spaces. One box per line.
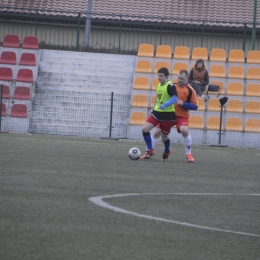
140, 150, 155, 159
186, 154, 194, 162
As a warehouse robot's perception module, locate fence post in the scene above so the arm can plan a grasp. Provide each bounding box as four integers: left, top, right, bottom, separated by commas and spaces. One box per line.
218, 97, 228, 145
76, 12, 81, 51
118, 16, 122, 54
108, 92, 115, 138
0, 84, 3, 131
242, 23, 247, 52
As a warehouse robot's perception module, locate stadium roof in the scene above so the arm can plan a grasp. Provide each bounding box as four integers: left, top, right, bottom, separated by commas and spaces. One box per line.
0, 0, 259, 27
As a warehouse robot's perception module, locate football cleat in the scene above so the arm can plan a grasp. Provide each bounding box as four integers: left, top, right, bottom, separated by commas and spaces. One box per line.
186, 154, 194, 162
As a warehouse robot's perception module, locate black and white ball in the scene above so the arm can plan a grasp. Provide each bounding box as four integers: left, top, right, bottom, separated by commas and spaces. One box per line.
128, 147, 141, 160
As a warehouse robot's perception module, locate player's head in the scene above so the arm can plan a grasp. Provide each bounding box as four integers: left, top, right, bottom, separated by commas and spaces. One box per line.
158, 67, 169, 84
178, 70, 189, 86
195, 59, 204, 68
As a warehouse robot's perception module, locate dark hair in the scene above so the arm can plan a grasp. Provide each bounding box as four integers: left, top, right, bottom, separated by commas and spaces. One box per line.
179, 69, 188, 76
158, 67, 169, 76
195, 59, 204, 67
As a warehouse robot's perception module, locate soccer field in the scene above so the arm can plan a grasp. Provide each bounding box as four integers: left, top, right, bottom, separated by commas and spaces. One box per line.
0, 133, 259, 260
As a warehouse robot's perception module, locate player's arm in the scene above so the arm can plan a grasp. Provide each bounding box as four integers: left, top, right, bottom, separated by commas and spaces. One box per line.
159, 84, 178, 110
182, 87, 198, 110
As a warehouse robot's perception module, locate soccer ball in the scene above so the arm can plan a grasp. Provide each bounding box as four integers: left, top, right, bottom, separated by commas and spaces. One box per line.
128, 147, 141, 160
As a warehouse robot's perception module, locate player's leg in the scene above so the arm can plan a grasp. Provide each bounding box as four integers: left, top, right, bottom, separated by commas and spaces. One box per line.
141, 116, 156, 158
160, 122, 173, 161
177, 117, 194, 162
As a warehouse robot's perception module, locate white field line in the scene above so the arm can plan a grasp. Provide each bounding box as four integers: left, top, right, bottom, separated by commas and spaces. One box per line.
89, 193, 260, 238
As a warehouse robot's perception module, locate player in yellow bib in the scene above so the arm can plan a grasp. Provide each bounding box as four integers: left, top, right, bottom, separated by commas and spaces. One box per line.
141, 67, 178, 161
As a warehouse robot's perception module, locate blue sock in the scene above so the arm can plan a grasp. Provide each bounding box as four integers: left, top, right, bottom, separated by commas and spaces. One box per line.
163, 139, 170, 153
143, 132, 153, 150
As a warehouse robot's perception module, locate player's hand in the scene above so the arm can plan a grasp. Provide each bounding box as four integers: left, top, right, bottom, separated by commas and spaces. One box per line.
177, 100, 183, 106
159, 105, 165, 110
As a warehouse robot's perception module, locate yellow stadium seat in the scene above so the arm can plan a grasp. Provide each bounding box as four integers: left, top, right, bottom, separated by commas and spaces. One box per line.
246, 50, 260, 64
225, 117, 243, 131
210, 48, 226, 62
228, 66, 244, 79
130, 111, 146, 125
133, 76, 150, 90
209, 65, 226, 78
206, 116, 223, 130
197, 97, 205, 111
226, 99, 243, 113
131, 94, 149, 108
189, 115, 204, 129
228, 49, 245, 63
172, 78, 178, 84
135, 60, 152, 73
172, 62, 189, 75
245, 100, 260, 114
154, 61, 171, 73
207, 98, 221, 111
152, 77, 159, 90
173, 46, 190, 60
246, 83, 260, 97
155, 45, 172, 59
226, 82, 244, 96
246, 67, 260, 80
208, 81, 225, 95
244, 118, 260, 132
137, 44, 154, 57
150, 95, 157, 108
191, 47, 208, 60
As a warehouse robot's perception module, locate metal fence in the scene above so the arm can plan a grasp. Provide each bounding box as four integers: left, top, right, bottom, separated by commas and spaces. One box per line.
0, 7, 260, 55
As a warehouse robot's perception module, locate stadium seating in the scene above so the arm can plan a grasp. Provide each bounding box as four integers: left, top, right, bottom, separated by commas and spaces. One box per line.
226, 99, 243, 113
22, 36, 39, 49
209, 64, 226, 78
173, 46, 190, 59
207, 98, 221, 111
246, 67, 260, 80
225, 117, 243, 131
226, 82, 244, 96
130, 111, 146, 125
13, 86, 31, 100
228, 49, 245, 63
152, 77, 159, 90
0, 51, 17, 65
3, 34, 20, 48
189, 115, 204, 129
155, 45, 172, 59
1, 85, 10, 99
0, 67, 13, 81
1, 103, 7, 116
19, 53, 36, 66
150, 95, 157, 108
131, 94, 149, 108
206, 116, 223, 130
246, 50, 260, 64
10, 104, 28, 118
133, 76, 150, 90
137, 44, 154, 57
16, 69, 33, 82
246, 83, 260, 97
172, 62, 189, 75
154, 61, 171, 73
197, 97, 205, 111
135, 60, 152, 73
208, 81, 225, 95
228, 66, 244, 79
191, 47, 208, 60
245, 100, 260, 114
244, 118, 260, 132
210, 48, 226, 62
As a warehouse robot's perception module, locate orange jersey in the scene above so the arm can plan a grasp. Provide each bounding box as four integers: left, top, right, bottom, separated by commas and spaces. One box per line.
174, 83, 198, 117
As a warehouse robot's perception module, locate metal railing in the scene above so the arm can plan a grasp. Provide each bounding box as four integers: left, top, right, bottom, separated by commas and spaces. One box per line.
0, 7, 260, 55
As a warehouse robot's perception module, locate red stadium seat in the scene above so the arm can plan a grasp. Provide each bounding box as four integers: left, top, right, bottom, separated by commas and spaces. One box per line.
0, 67, 13, 81
22, 36, 39, 49
19, 53, 36, 66
10, 104, 28, 118
1, 103, 7, 116
16, 69, 33, 83
0, 51, 17, 65
3, 34, 20, 48
13, 86, 30, 100
1, 85, 10, 99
